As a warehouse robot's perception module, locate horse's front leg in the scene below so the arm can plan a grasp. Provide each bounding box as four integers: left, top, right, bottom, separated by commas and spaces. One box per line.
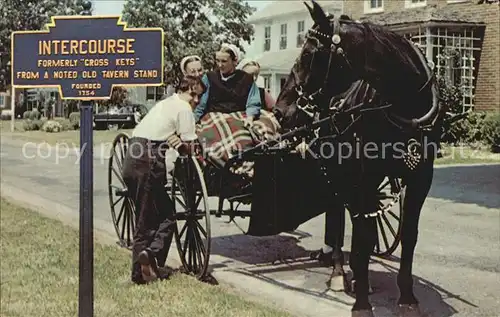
397, 164, 433, 317
327, 197, 347, 291
348, 194, 378, 317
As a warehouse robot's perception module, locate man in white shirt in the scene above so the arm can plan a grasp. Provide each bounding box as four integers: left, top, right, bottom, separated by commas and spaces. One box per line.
121, 75, 205, 284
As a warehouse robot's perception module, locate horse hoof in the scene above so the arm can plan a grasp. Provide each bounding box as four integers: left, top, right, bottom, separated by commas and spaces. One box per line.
398, 304, 422, 317
350, 279, 374, 294
351, 309, 375, 317
328, 274, 346, 292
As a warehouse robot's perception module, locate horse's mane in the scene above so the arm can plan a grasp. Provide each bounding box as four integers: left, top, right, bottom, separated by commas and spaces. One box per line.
340, 20, 436, 121
361, 22, 426, 77
340, 19, 430, 97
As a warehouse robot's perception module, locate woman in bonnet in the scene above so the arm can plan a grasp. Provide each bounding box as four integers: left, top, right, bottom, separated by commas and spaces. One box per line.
239, 59, 275, 111
163, 55, 205, 98
180, 55, 204, 78
193, 43, 261, 126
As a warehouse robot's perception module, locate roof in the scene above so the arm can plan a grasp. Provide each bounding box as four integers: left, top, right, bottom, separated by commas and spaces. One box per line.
360, 4, 485, 27
253, 48, 302, 73
247, 1, 343, 23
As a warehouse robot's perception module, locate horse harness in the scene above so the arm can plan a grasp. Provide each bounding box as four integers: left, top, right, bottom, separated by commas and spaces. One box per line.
290, 18, 442, 172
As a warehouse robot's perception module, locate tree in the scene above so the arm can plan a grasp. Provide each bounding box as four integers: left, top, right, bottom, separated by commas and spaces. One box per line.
97, 87, 129, 110
0, 0, 90, 91
121, 0, 256, 85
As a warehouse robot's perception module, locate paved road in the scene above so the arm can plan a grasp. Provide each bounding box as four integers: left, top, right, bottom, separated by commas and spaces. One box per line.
1, 139, 499, 317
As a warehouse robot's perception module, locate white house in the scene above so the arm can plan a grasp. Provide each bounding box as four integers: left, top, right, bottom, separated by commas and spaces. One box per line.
245, 1, 343, 99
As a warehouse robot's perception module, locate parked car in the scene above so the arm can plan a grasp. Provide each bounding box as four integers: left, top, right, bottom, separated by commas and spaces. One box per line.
94, 104, 148, 130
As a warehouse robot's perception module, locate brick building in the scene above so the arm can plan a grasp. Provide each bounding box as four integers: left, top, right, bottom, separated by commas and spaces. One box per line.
343, 0, 499, 113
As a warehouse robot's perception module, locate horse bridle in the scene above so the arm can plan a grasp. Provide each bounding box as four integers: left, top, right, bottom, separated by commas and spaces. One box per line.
291, 18, 441, 133
292, 18, 353, 118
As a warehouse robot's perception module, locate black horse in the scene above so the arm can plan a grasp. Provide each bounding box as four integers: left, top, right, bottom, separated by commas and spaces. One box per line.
272, 1, 443, 317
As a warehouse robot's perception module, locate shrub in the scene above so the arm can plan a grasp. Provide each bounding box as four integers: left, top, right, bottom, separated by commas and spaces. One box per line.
481, 113, 500, 152
29, 109, 41, 120
446, 112, 487, 145
22, 119, 43, 131
438, 77, 463, 114
0, 110, 12, 120
23, 111, 31, 119
54, 118, 74, 131
69, 112, 80, 129
438, 77, 467, 144
41, 120, 63, 133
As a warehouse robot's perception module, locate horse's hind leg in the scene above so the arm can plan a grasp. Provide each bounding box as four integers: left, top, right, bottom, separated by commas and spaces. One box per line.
397, 164, 433, 317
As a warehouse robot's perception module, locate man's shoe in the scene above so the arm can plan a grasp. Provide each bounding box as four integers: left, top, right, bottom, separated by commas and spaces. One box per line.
310, 249, 333, 267
138, 250, 159, 283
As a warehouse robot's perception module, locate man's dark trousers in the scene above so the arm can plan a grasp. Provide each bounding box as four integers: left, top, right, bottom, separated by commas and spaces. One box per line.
122, 137, 176, 284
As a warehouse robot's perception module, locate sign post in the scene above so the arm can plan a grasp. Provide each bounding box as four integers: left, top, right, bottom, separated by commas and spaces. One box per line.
11, 85, 15, 132
10, 1, 164, 315
79, 4, 93, 315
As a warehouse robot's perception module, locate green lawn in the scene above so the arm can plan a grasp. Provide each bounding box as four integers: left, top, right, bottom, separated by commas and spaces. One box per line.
0, 197, 294, 317
436, 144, 500, 165
0, 119, 132, 146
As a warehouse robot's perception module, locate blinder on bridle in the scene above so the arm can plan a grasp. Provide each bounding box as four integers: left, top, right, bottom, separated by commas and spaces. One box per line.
293, 17, 352, 118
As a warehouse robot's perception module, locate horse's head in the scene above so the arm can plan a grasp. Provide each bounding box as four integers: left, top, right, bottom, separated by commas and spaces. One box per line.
274, 1, 358, 129
274, 0, 439, 132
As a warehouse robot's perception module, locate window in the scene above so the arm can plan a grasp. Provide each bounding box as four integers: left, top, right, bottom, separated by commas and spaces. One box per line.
297, 20, 305, 47
262, 75, 271, 90
280, 77, 287, 90
264, 26, 271, 52
402, 26, 482, 112
364, 0, 384, 13
405, 0, 426, 8
146, 86, 165, 101
146, 87, 155, 100
433, 28, 481, 112
280, 23, 287, 50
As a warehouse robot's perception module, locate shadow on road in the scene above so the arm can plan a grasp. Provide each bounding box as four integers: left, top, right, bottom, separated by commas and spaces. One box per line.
210, 233, 310, 265
370, 258, 478, 317
430, 164, 500, 209
210, 233, 480, 317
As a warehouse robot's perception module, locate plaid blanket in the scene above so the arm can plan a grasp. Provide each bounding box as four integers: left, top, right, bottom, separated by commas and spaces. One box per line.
196, 110, 281, 168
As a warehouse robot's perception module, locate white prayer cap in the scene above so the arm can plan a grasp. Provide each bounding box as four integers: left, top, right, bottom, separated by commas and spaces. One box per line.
237, 58, 260, 70
180, 55, 201, 74
220, 43, 241, 62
